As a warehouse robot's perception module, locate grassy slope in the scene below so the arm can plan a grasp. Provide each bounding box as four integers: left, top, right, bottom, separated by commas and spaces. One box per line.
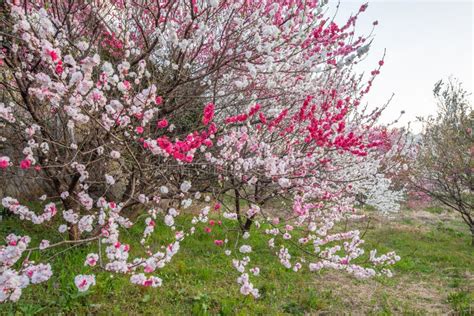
0, 207, 472, 315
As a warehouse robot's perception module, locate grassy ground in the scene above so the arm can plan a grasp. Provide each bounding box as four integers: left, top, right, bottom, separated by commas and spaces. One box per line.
0, 206, 472, 315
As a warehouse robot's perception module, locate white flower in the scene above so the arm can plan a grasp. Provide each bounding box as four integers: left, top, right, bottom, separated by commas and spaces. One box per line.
250, 267, 260, 276
78, 215, 94, 233
25, 263, 52, 284
164, 215, 174, 227
58, 224, 68, 233
138, 194, 148, 204
268, 238, 275, 248
105, 174, 115, 185
77, 41, 89, 51
278, 178, 291, 188
180, 181, 191, 193
130, 274, 162, 287
101, 62, 114, 75
309, 262, 323, 272
168, 208, 178, 217
181, 199, 192, 209
239, 245, 252, 254
110, 151, 121, 159
63, 209, 79, 224
39, 240, 50, 250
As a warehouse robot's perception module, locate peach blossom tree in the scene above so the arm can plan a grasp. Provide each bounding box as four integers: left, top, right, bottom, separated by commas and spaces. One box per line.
0, 0, 404, 302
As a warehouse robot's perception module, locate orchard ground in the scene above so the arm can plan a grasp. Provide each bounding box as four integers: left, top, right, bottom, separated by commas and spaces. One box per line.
1, 206, 472, 315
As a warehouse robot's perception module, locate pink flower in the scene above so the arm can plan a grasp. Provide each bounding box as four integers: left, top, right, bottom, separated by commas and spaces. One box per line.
143, 279, 153, 287
202, 103, 215, 125
248, 103, 261, 116
204, 227, 212, 233
209, 220, 215, 226
157, 119, 168, 128
0, 156, 10, 169
135, 126, 144, 134
84, 253, 99, 267
214, 203, 221, 210
155, 96, 163, 105
55, 60, 63, 74
20, 159, 31, 170
44, 202, 57, 217
48, 50, 58, 61
214, 239, 224, 246
203, 139, 213, 147
74, 275, 96, 292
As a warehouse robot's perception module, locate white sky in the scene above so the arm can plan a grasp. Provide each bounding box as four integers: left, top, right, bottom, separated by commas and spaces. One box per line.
332, 0, 473, 132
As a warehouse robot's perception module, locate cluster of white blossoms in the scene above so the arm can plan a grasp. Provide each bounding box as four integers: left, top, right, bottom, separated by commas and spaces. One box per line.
0, 235, 52, 302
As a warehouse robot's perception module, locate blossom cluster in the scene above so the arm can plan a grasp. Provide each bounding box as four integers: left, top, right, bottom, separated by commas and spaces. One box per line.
0, 235, 52, 302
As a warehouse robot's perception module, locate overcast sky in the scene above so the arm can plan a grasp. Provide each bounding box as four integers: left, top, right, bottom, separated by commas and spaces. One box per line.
331, 0, 473, 132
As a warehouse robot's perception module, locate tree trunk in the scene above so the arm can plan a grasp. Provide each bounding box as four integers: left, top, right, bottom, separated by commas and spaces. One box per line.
243, 218, 253, 232
69, 223, 80, 241
122, 172, 136, 203
242, 183, 260, 232
62, 198, 80, 241
234, 188, 243, 229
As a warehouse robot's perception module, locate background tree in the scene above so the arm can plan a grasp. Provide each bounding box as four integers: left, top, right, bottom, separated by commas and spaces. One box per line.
409, 79, 473, 245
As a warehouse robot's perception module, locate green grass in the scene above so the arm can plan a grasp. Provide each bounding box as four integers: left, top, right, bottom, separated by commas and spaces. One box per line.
0, 208, 473, 315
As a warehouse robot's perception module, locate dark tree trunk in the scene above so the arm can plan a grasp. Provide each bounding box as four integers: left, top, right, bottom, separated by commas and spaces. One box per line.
241, 183, 260, 232
243, 218, 253, 232
62, 198, 80, 241
234, 188, 244, 230
69, 224, 80, 241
